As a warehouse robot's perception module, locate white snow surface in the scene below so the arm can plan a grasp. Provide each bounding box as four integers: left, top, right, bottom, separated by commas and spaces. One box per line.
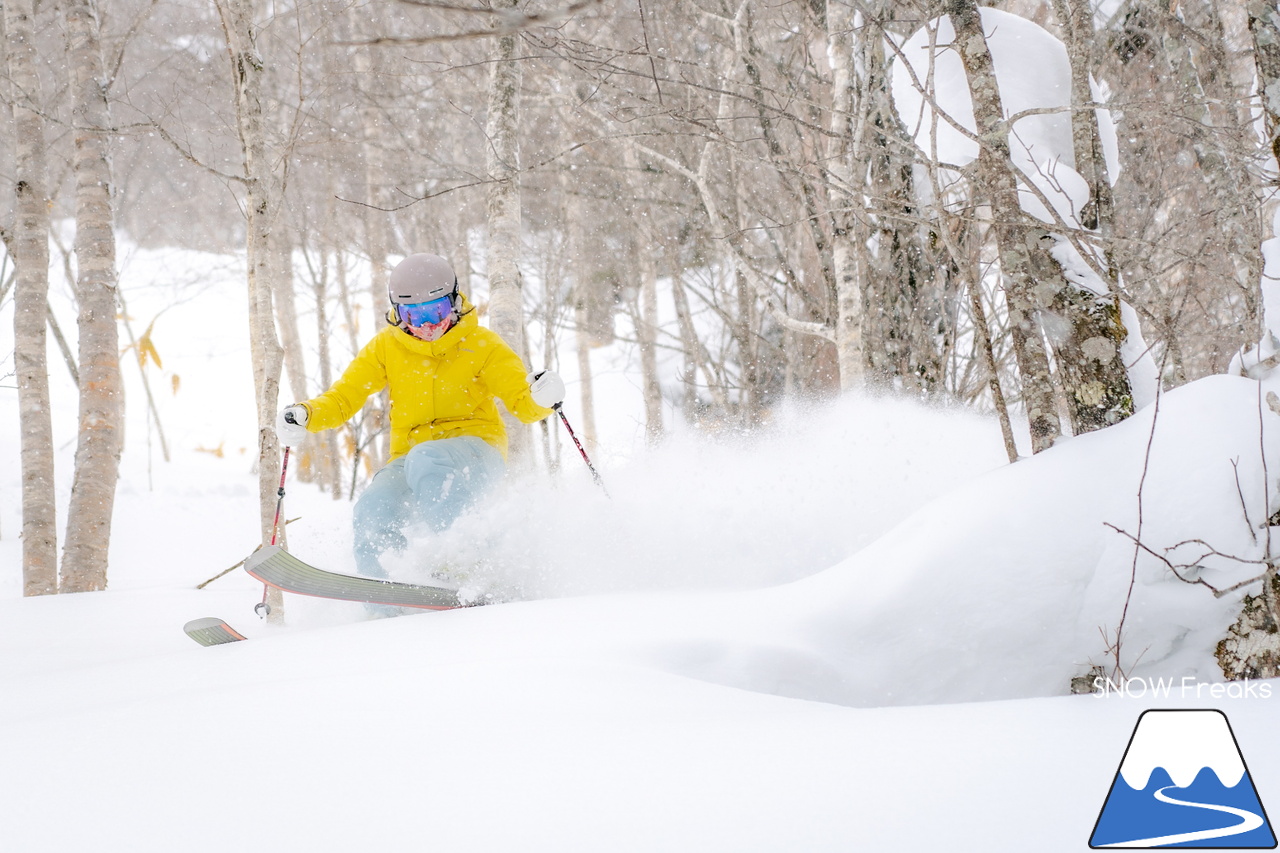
2, 240, 1280, 850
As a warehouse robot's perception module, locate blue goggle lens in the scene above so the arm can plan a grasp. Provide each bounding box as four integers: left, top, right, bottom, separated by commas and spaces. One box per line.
398, 295, 453, 327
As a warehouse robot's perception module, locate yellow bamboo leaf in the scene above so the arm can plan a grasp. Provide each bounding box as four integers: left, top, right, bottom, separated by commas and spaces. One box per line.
170, 374, 181, 395
195, 443, 225, 459
140, 335, 163, 370
131, 316, 163, 370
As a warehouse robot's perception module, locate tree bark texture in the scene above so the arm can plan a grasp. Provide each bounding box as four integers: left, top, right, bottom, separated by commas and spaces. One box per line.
825, 0, 867, 392
218, 0, 286, 620
60, 0, 123, 593
948, 0, 1062, 453
485, 0, 530, 462
1102, 0, 1260, 377
1052, 0, 1113, 232
861, 1, 949, 396
1045, 0, 1135, 435
1251, 0, 1280, 169
1164, 3, 1261, 332
1040, 254, 1135, 433
6, 0, 58, 595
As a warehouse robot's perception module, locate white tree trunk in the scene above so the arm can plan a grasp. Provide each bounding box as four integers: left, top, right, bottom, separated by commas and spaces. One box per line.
60, 0, 123, 593
637, 245, 663, 444
218, 0, 285, 619
350, 5, 391, 331
485, 0, 531, 461
349, 5, 392, 464
273, 227, 306, 406
564, 170, 599, 453
6, 0, 57, 595
825, 0, 866, 392
623, 143, 663, 444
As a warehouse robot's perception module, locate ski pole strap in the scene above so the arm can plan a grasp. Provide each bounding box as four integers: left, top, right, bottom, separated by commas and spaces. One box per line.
555, 405, 608, 496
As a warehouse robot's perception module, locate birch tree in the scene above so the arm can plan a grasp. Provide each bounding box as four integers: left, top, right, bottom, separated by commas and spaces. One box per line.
1251, 1, 1280, 175
60, 0, 123, 593
485, 0, 531, 460
6, 0, 57, 595
216, 0, 286, 618
825, 0, 867, 392
1046, 0, 1135, 435
631, 233, 664, 443
563, 161, 599, 452
947, 0, 1061, 453
859, 1, 950, 395
621, 142, 664, 443
18, 0, 1279, 500
1101, 0, 1260, 379
348, 4, 393, 464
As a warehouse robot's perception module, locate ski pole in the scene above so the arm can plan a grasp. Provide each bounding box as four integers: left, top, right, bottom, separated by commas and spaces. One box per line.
256, 445, 291, 617
270, 445, 291, 547
554, 404, 608, 496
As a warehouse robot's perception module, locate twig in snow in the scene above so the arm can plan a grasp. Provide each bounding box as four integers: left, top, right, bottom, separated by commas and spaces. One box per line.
1231, 457, 1259, 545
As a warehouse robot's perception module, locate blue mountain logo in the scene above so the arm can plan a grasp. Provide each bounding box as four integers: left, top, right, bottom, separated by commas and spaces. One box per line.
1091, 709, 1276, 848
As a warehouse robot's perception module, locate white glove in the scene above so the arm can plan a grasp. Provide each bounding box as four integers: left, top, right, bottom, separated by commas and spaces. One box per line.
277, 404, 310, 446
527, 370, 566, 409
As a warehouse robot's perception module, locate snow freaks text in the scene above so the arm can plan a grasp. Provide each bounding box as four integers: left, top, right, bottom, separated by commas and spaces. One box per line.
1093, 676, 1273, 700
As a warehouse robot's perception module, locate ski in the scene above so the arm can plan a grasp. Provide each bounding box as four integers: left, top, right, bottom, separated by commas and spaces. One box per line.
183, 617, 248, 646
244, 545, 463, 610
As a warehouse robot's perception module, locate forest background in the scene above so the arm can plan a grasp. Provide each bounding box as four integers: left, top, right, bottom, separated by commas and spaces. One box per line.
4, 0, 1280, 649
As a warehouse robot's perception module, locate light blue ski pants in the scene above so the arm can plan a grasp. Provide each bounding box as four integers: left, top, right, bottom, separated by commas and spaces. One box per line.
352, 436, 505, 578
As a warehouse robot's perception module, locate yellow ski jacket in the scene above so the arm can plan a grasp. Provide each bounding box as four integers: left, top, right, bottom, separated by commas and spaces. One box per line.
299, 302, 553, 461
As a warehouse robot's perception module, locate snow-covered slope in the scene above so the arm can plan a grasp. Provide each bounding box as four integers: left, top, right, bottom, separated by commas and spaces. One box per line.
3, 238, 1280, 850
751, 375, 1280, 706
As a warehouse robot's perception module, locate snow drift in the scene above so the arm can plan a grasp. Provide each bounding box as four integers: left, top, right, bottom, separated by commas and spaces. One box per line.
656, 375, 1280, 706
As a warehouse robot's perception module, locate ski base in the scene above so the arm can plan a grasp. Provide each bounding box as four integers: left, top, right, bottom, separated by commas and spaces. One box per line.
184, 617, 247, 646
244, 545, 462, 610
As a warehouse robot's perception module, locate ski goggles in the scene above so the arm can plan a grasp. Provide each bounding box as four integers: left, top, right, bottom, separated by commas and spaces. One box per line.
397, 295, 454, 327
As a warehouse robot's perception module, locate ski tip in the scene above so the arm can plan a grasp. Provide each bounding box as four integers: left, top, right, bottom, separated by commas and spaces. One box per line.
183, 617, 248, 646
244, 544, 285, 576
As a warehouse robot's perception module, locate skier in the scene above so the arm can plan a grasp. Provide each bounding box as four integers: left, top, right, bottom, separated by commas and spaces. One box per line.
276, 253, 565, 582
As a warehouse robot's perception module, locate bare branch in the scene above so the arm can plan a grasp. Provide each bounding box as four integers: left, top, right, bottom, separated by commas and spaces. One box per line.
346, 0, 606, 46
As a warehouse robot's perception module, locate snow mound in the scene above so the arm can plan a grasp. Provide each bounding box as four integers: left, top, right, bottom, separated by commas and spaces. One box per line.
654, 376, 1279, 707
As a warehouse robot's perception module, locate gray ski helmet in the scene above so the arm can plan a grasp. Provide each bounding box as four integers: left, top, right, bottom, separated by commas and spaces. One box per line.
388, 253, 458, 305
